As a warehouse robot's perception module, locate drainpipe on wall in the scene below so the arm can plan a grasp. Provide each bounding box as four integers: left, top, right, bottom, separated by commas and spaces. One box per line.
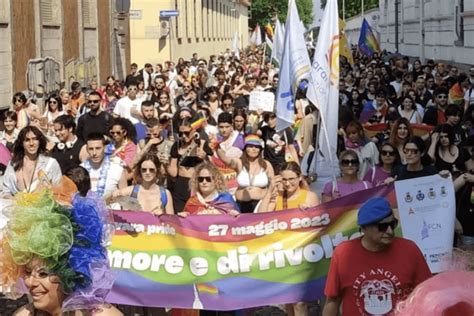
419, 0, 425, 63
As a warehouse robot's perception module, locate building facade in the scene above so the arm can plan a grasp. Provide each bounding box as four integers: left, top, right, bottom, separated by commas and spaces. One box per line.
129, 0, 250, 68
379, 0, 474, 65
342, 0, 474, 66
0, 0, 130, 109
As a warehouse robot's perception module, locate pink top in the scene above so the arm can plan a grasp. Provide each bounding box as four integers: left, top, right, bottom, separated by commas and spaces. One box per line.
322, 180, 373, 200
363, 166, 391, 187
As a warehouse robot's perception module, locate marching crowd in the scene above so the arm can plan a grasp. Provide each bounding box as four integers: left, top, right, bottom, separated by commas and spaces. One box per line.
1, 44, 474, 315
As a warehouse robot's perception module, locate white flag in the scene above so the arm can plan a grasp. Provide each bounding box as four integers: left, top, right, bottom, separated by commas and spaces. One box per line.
275, 0, 311, 131
306, 0, 339, 178
249, 24, 262, 46
231, 32, 240, 59
271, 18, 284, 65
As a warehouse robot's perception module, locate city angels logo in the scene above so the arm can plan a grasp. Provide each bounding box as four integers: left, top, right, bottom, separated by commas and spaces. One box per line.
353, 268, 404, 315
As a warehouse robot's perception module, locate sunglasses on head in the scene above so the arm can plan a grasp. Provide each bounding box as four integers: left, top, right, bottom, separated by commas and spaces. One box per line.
341, 158, 359, 166
375, 219, 398, 232
381, 150, 395, 157
198, 176, 212, 183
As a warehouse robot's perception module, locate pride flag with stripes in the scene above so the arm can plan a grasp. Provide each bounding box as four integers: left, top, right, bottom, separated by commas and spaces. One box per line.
106, 186, 396, 310
358, 18, 381, 57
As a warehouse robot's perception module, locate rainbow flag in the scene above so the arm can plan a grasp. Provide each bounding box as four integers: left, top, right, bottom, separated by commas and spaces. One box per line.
358, 18, 380, 57
190, 117, 206, 131
363, 123, 434, 138
197, 283, 219, 295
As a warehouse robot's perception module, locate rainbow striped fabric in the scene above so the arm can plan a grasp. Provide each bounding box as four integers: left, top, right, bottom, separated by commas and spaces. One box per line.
358, 18, 381, 57
106, 186, 396, 310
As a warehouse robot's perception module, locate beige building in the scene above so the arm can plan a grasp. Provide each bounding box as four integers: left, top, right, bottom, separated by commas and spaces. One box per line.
0, 0, 130, 109
129, 0, 250, 67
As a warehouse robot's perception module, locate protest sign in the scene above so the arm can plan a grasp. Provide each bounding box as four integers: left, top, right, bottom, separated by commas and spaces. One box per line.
395, 175, 455, 273
249, 91, 275, 112
106, 185, 395, 310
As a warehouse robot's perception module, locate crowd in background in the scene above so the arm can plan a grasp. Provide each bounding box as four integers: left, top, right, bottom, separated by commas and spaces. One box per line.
1, 43, 474, 314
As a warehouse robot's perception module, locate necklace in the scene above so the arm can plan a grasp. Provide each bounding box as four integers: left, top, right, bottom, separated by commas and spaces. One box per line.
83, 156, 111, 197
21, 158, 39, 193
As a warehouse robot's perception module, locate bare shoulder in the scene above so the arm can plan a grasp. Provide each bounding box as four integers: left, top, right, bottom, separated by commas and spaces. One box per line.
91, 304, 123, 316
307, 190, 320, 206
13, 304, 34, 316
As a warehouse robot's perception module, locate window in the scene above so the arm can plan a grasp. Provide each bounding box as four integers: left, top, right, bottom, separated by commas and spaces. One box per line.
82, 0, 97, 28
40, 0, 60, 26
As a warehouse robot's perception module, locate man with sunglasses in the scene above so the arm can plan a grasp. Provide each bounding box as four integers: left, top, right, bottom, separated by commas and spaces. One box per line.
113, 81, 144, 126
423, 88, 449, 126
323, 197, 431, 316
76, 91, 113, 142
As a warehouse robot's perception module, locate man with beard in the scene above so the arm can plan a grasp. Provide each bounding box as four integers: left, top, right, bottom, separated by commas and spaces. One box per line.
76, 91, 113, 142
423, 88, 449, 126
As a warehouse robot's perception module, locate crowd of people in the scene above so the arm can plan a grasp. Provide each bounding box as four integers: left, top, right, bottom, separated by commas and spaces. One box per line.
1, 43, 474, 315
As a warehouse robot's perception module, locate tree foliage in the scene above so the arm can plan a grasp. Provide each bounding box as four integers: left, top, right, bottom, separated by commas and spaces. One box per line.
321, 0, 379, 20
249, 0, 313, 29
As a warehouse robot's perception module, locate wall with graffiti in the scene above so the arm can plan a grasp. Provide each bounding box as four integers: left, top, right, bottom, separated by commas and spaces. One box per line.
26, 56, 97, 98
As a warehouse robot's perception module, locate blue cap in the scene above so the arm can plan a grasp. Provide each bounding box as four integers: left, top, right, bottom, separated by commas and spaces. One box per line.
357, 197, 392, 226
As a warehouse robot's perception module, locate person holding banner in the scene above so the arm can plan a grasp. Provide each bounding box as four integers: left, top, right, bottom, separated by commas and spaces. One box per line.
388, 136, 439, 181
180, 161, 240, 216
363, 142, 401, 187
321, 150, 373, 203
323, 197, 431, 316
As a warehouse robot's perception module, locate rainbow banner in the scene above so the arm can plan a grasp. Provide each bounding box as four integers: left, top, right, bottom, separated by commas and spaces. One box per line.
358, 18, 381, 57
106, 185, 396, 310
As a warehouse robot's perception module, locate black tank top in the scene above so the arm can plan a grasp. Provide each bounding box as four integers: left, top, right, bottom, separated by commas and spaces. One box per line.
52, 139, 85, 173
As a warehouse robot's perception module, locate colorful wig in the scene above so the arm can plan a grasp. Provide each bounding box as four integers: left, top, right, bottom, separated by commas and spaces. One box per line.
0, 190, 114, 312
395, 250, 474, 315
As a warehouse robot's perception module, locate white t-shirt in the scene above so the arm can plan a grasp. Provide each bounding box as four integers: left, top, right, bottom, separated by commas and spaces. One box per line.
81, 159, 124, 197
465, 87, 474, 106
114, 96, 144, 124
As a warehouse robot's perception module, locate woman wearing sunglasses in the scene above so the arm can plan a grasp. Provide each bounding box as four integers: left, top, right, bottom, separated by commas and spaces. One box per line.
256, 161, 319, 316
4, 190, 122, 316
321, 150, 373, 203
217, 135, 274, 213
388, 136, 439, 182
112, 154, 173, 214
364, 142, 401, 187
41, 94, 65, 140
179, 161, 239, 216
167, 118, 213, 213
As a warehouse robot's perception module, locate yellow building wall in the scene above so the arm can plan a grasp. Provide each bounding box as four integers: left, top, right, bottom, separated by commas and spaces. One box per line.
130, 0, 249, 66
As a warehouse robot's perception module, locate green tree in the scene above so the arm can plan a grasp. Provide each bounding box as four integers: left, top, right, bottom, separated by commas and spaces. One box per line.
321, 0, 379, 20
250, 0, 313, 29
